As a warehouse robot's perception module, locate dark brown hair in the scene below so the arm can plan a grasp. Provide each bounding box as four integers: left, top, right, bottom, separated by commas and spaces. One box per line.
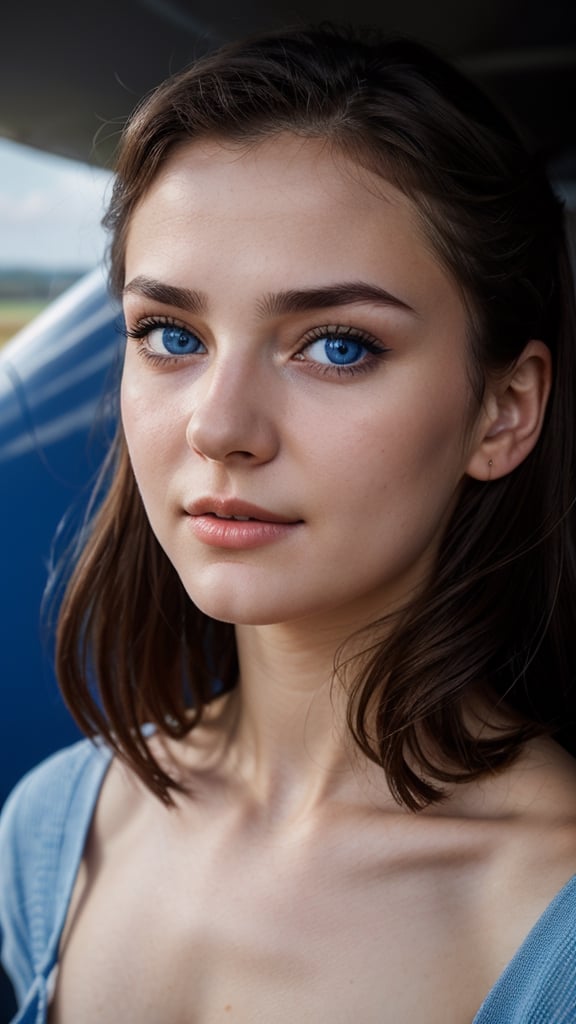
55, 24, 576, 808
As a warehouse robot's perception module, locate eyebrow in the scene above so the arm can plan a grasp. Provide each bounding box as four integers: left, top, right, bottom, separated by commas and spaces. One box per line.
123, 275, 416, 318
257, 282, 416, 318
123, 276, 208, 313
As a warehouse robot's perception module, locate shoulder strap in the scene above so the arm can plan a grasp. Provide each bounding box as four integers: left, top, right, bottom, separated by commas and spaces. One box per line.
0, 738, 112, 1008
474, 875, 576, 1022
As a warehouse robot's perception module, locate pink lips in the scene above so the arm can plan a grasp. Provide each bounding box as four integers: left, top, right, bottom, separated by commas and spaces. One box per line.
185, 498, 302, 549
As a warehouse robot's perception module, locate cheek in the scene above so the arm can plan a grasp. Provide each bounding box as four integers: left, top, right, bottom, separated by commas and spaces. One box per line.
315, 394, 474, 556
311, 391, 469, 491
120, 372, 182, 490
392, 362, 474, 467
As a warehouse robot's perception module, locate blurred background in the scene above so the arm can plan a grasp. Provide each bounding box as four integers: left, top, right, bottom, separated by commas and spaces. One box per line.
1, 0, 575, 1016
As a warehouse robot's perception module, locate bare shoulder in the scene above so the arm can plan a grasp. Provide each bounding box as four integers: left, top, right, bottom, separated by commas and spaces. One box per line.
493, 736, 576, 838
89, 753, 150, 844
88, 697, 235, 842
520, 737, 576, 861
471, 736, 576, 874
56, 751, 149, 954
462, 737, 576, 980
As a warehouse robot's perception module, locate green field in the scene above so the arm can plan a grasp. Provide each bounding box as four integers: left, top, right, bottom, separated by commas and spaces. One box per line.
0, 300, 48, 346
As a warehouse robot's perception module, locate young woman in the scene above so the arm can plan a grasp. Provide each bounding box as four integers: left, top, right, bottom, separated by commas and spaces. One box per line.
1, 23, 576, 1024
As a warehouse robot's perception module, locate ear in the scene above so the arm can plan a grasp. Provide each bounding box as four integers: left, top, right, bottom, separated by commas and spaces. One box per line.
466, 340, 552, 482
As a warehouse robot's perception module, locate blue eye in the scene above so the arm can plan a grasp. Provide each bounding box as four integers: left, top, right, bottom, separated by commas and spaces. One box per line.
305, 336, 368, 366
148, 325, 205, 356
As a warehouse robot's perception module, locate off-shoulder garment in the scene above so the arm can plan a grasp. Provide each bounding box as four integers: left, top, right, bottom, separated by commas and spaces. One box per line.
1, 739, 575, 1023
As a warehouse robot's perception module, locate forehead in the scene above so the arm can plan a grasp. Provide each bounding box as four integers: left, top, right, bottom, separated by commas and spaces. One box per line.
127, 133, 418, 247
124, 134, 460, 325
134, 133, 407, 218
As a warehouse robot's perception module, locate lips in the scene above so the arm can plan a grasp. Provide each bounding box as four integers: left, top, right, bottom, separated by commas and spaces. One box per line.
185, 497, 301, 525
184, 498, 302, 550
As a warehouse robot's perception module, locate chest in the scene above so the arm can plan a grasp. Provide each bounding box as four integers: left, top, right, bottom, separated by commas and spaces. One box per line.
50, 823, 497, 1024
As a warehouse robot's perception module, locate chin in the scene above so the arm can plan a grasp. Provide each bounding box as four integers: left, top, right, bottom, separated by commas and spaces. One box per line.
179, 577, 297, 626
187, 597, 292, 627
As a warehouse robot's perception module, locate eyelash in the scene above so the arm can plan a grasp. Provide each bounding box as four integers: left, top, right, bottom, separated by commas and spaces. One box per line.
123, 316, 390, 377
298, 324, 389, 377
123, 316, 194, 368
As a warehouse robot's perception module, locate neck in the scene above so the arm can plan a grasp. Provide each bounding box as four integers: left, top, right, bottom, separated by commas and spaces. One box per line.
218, 618, 389, 821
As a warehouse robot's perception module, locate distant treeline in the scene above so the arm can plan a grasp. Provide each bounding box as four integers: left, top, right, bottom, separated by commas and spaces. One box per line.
0, 268, 89, 302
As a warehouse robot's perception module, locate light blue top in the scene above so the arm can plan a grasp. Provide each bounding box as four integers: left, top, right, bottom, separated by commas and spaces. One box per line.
1, 738, 575, 1023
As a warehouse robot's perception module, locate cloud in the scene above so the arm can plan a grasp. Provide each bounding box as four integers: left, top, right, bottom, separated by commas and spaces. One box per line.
0, 190, 59, 223
0, 140, 112, 268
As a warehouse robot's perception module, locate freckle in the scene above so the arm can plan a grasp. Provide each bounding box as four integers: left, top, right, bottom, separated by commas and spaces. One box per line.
224, 1005, 232, 1012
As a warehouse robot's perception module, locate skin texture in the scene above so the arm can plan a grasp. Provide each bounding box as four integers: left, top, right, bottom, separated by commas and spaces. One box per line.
121, 136, 485, 633
119, 137, 550, 633
49, 137, 570, 1024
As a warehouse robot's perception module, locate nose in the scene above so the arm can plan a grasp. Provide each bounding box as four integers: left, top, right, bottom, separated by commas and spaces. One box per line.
186, 357, 279, 465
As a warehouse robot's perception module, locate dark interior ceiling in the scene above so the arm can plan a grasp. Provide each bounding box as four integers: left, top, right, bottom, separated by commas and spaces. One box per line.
1, 0, 575, 173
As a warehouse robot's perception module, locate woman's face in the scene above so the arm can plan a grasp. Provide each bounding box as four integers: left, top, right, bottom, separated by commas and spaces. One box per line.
121, 135, 486, 630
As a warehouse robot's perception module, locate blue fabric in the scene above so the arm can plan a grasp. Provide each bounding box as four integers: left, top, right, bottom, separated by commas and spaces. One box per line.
1, 738, 575, 1022
473, 876, 576, 1022
0, 740, 112, 1024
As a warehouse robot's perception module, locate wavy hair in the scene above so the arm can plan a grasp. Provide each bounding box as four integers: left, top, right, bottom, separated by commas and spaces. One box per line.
55, 24, 576, 808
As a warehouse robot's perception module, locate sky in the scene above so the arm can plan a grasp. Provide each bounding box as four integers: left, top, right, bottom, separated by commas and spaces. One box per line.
1, 136, 573, 275
0, 138, 113, 271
